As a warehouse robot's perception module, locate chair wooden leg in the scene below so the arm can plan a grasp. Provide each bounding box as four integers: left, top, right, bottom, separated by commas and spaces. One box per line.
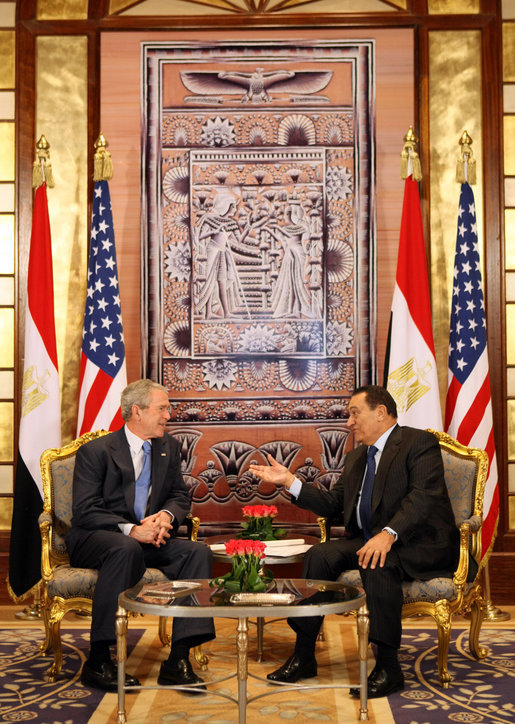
39, 604, 53, 656
434, 602, 453, 689
193, 645, 209, 671
44, 607, 64, 682
468, 589, 488, 660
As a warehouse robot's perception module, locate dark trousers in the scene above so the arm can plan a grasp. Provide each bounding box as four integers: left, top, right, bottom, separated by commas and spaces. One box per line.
69, 530, 215, 646
288, 538, 404, 649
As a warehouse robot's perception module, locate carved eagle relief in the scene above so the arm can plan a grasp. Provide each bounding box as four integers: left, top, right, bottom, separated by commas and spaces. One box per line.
180, 68, 333, 104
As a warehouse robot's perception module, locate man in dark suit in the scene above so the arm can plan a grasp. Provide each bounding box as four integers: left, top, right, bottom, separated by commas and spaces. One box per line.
67, 379, 215, 692
249, 385, 458, 698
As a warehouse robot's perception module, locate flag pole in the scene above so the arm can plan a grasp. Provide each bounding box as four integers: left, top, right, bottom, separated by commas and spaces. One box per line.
454, 132, 509, 623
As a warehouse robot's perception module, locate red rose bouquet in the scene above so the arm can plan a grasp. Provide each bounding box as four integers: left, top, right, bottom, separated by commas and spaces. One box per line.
210, 539, 273, 592
237, 504, 286, 541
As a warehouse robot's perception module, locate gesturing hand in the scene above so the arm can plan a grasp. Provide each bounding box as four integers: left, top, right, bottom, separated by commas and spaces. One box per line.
249, 454, 295, 488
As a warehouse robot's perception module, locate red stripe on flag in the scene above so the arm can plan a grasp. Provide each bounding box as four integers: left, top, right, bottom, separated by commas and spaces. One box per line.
27, 184, 58, 370
395, 177, 435, 353
78, 368, 115, 435
444, 375, 461, 429
79, 350, 87, 388
109, 407, 124, 430
456, 376, 490, 445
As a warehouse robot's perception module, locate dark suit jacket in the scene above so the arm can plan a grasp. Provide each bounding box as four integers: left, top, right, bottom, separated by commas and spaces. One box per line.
67, 427, 191, 553
294, 425, 459, 581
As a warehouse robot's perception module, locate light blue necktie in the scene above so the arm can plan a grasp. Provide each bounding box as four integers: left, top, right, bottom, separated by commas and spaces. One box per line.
358, 445, 378, 541
134, 440, 151, 521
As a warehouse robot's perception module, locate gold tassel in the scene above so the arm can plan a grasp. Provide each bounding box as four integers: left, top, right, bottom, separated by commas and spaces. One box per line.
400, 126, 422, 181
32, 135, 55, 188
93, 133, 114, 181
456, 130, 476, 185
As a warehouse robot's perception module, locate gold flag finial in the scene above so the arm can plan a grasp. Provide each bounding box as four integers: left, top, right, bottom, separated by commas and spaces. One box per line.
32, 134, 55, 189
456, 130, 476, 185
93, 133, 114, 181
400, 125, 422, 181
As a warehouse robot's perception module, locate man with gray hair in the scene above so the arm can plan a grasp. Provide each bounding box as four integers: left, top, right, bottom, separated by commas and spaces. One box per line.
67, 379, 215, 693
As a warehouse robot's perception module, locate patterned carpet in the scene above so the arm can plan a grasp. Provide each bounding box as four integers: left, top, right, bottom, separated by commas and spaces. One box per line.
1, 617, 513, 723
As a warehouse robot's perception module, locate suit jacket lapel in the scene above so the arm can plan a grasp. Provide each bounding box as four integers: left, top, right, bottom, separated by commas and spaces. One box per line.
344, 446, 368, 527
107, 428, 137, 514
371, 425, 402, 512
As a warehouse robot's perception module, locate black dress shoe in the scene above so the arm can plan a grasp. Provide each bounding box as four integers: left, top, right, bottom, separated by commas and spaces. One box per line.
157, 658, 206, 694
350, 667, 404, 699
267, 654, 317, 684
80, 660, 140, 692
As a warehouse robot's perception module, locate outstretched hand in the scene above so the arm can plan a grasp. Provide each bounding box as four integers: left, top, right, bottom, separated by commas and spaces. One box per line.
249, 454, 295, 488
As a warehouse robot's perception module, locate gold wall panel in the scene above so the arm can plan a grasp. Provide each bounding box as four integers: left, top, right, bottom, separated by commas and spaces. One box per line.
0, 123, 14, 180
507, 178, 515, 207
0, 91, 15, 119
0, 2, 15, 26
37, 0, 88, 19
0, 466, 13, 496
507, 209, 515, 269
509, 399, 515, 459
508, 368, 515, 397
0, 32, 14, 89
36, 36, 88, 443
0, 402, 13, 462
429, 30, 482, 408
0, 184, 14, 212
0, 498, 13, 530
510, 495, 515, 529
0, 214, 14, 273
504, 116, 515, 175
507, 272, 515, 301
428, 0, 479, 12
504, 23, 515, 82
0, 308, 13, 366
0, 277, 14, 305
0, 370, 13, 398
508, 305, 515, 364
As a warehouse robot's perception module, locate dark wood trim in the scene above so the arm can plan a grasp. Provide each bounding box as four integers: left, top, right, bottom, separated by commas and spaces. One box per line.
15, 23, 36, 435
488, 553, 515, 605
480, 15, 507, 552
16, 12, 499, 35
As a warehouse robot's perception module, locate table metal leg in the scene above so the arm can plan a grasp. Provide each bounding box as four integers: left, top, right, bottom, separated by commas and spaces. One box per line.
357, 602, 369, 721
256, 617, 264, 662
116, 604, 128, 724
236, 617, 249, 724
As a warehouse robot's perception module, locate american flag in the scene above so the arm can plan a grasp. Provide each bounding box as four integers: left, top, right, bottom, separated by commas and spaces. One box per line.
445, 182, 498, 560
77, 180, 127, 435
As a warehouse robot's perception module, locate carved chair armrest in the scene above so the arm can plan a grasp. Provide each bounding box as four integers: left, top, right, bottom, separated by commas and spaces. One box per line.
38, 511, 54, 582
186, 514, 200, 541
453, 518, 481, 587
317, 517, 328, 543
461, 514, 482, 533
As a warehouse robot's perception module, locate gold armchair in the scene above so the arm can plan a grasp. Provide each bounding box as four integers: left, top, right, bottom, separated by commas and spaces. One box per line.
38, 430, 201, 681
334, 429, 490, 688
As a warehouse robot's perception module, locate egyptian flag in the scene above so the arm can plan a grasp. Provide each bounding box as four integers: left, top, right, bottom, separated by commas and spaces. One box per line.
8, 183, 61, 600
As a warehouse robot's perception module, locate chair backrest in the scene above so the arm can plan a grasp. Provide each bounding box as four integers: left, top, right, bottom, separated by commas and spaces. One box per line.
427, 429, 489, 562
40, 430, 110, 566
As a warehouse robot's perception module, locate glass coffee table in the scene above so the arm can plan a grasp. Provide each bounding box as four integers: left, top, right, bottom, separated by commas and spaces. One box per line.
116, 578, 369, 723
